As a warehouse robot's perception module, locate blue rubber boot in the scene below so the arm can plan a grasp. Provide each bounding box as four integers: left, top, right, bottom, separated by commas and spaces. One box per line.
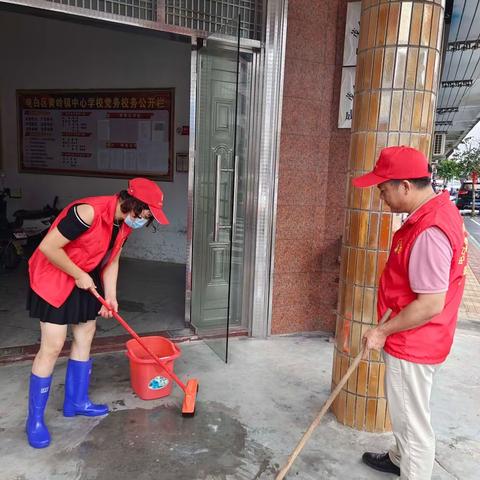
26, 373, 52, 448
63, 359, 109, 417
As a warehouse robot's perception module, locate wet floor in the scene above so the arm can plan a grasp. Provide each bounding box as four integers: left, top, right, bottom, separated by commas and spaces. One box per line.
2, 336, 478, 480
69, 402, 277, 480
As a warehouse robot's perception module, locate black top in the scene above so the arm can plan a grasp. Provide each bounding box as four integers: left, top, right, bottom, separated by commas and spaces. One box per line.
57, 204, 120, 251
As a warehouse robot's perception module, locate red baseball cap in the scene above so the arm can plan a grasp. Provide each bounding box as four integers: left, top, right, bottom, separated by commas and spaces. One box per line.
127, 178, 169, 225
352, 146, 431, 188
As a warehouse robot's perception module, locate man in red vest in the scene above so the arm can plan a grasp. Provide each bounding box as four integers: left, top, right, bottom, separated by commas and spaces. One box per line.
352, 146, 467, 479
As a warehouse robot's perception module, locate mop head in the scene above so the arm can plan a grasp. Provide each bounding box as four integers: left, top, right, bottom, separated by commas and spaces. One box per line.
182, 378, 199, 416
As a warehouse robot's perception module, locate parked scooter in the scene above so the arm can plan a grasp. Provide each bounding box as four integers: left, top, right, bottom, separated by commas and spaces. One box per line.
0, 188, 24, 270
12, 195, 60, 258
0, 188, 60, 270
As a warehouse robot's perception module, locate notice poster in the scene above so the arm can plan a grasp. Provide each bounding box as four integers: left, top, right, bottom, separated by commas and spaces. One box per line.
17, 89, 174, 181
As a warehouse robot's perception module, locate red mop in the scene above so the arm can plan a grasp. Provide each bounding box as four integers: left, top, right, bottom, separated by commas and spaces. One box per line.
90, 288, 198, 416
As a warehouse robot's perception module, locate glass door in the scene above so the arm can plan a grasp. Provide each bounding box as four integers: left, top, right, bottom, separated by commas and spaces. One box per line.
191, 35, 252, 362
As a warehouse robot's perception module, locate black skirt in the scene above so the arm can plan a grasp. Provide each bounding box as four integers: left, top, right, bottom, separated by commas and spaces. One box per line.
27, 268, 104, 325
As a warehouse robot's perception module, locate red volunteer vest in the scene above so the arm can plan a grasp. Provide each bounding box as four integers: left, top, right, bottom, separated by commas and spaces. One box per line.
378, 191, 468, 364
29, 195, 132, 308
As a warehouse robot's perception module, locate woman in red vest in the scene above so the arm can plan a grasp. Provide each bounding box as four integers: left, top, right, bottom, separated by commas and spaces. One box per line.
25, 178, 168, 449
353, 147, 467, 479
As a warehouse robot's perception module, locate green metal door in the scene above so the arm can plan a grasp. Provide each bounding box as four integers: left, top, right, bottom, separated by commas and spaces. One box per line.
191, 36, 252, 362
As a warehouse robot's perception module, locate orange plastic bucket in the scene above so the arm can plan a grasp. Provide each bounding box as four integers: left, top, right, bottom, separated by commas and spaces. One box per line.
125, 336, 181, 400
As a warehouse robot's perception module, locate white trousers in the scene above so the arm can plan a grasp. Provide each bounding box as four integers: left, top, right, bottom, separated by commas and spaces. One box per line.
384, 352, 441, 480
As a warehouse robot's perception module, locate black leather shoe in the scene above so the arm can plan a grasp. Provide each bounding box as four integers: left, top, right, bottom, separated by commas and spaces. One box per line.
362, 452, 400, 476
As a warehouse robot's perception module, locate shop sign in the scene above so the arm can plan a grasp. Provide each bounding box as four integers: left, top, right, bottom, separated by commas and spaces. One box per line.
338, 67, 356, 129
339, 1, 361, 129
343, 1, 361, 67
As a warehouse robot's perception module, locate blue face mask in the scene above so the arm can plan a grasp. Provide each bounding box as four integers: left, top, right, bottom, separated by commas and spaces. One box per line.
125, 215, 148, 229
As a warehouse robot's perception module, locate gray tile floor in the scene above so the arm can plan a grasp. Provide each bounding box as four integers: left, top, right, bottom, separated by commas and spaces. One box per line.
0, 326, 478, 479
0, 257, 187, 348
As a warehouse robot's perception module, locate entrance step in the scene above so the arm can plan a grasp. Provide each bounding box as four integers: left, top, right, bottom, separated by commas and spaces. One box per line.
0, 327, 248, 364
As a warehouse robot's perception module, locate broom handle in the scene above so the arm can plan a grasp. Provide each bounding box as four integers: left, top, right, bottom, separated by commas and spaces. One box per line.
90, 288, 187, 392
275, 308, 392, 480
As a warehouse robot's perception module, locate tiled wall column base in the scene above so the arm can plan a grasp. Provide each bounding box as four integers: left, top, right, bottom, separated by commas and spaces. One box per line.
331, 0, 445, 432
331, 349, 391, 431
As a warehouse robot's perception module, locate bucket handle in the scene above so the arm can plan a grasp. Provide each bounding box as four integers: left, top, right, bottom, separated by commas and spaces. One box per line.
126, 339, 181, 364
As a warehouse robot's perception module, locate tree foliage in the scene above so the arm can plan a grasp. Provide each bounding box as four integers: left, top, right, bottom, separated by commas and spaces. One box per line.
451, 137, 480, 181
435, 158, 460, 185
450, 137, 480, 215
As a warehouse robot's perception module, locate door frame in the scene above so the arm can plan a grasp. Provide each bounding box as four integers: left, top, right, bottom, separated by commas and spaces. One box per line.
185, 0, 288, 339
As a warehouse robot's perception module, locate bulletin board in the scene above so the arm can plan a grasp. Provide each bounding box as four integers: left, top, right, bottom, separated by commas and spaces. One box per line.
17, 89, 175, 181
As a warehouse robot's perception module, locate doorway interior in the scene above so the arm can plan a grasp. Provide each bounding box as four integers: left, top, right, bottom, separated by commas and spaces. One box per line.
0, 6, 258, 360
0, 6, 191, 351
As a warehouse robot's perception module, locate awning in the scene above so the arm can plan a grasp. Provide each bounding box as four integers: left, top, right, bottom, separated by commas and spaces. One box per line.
436, 0, 480, 156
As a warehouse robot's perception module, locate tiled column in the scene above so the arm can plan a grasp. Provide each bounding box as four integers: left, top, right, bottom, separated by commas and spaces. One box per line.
331, 0, 445, 432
